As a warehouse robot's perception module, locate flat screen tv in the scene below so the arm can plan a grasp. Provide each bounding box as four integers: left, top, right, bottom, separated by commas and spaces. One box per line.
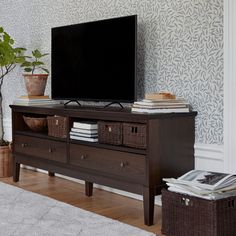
51, 15, 137, 104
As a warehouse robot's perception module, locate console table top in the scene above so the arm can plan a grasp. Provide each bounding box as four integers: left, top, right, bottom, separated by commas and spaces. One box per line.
10, 104, 197, 119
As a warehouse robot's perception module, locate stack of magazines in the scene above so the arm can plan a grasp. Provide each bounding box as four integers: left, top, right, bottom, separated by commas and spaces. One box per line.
70, 121, 98, 142
131, 92, 190, 114
163, 170, 236, 200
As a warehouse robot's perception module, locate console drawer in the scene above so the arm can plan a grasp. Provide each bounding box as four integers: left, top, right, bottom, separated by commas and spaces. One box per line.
70, 144, 146, 183
14, 135, 67, 163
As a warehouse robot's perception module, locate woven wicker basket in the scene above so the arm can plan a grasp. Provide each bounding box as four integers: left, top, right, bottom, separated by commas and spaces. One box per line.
47, 116, 68, 138
0, 145, 13, 178
98, 121, 122, 145
123, 123, 147, 149
161, 189, 236, 236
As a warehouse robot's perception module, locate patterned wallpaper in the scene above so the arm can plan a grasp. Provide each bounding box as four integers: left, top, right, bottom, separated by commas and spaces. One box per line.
0, 0, 223, 144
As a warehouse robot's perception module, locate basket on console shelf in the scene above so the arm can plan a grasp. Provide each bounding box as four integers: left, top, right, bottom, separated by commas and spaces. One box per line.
123, 123, 147, 149
47, 116, 68, 138
98, 121, 122, 145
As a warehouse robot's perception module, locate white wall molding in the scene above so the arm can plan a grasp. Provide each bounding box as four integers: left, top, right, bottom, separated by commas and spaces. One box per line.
223, 0, 236, 174
194, 143, 224, 172
194, 143, 224, 161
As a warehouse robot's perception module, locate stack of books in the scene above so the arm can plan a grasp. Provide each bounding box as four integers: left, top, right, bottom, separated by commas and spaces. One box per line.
131, 92, 190, 114
163, 170, 236, 200
70, 121, 98, 142
13, 95, 61, 106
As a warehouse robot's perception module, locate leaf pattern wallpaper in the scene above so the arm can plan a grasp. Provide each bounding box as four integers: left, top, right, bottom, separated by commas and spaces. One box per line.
1, 0, 223, 144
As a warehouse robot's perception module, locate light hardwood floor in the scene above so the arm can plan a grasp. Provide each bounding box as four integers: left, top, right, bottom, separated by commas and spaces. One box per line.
0, 168, 164, 236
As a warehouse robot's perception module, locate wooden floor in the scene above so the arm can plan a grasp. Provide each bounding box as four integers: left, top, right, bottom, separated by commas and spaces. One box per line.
0, 169, 163, 236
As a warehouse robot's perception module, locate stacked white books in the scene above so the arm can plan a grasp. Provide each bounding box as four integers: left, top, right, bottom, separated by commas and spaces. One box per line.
163, 170, 236, 200
13, 95, 61, 106
131, 98, 190, 114
70, 121, 98, 142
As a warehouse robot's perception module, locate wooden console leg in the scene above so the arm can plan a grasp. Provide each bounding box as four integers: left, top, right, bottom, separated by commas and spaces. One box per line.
13, 160, 20, 182
48, 171, 55, 177
143, 186, 155, 226
85, 181, 93, 197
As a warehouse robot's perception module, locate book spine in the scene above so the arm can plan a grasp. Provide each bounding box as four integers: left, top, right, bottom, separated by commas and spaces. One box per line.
70, 128, 98, 133
73, 122, 98, 129
132, 104, 188, 108
131, 107, 189, 113
70, 135, 98, 142
69, 131, 98, 138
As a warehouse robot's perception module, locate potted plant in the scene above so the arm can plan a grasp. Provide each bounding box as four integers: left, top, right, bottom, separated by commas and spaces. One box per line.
0, 26, 25, 177
21, 49, 49, 96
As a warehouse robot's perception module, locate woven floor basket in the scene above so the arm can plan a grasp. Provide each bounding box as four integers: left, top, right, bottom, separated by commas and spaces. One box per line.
161, 189, 236, 236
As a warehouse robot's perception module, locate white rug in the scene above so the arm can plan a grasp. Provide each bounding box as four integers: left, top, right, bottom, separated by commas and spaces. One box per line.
0, 182, 155, 236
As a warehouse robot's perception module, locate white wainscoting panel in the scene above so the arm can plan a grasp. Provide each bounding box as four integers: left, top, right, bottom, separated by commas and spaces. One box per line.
194, 143, 224, 172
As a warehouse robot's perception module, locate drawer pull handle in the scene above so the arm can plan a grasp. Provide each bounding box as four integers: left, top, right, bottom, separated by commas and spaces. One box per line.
131, 127, 138, 133
48, 148, 53, 153
21, 143, 27, 148
80, 155, 86, 160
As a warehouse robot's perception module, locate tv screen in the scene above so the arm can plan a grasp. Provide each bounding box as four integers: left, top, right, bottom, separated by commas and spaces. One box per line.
51, 15, 137, 103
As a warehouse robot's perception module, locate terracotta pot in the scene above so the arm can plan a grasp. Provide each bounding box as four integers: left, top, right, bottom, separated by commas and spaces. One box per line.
23, 74, 48, 96
0, 144, 12, 178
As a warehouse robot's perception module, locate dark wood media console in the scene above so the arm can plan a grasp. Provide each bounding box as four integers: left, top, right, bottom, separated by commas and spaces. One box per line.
10, 105, 197, 225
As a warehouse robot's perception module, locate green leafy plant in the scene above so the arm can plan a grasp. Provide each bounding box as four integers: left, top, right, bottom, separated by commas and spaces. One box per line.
0, 26, 25, 145
21, 49, 49, 74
